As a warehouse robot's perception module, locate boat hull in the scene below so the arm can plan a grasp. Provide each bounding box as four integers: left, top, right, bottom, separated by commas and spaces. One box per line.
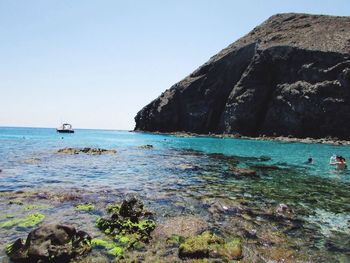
56, 129, 74, 133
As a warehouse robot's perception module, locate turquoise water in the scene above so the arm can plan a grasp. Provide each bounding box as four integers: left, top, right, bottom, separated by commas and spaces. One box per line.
0, 127, 349, 262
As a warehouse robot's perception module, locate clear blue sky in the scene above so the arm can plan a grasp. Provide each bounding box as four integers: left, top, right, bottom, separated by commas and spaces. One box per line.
1, 0, 349, 130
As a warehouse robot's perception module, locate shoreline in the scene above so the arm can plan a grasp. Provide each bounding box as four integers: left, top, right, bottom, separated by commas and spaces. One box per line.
133, 130, 350, 146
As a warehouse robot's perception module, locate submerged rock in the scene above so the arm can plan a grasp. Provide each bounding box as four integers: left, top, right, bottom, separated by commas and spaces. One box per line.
75, 203, 95, 212
74, 253, 109, 263
57, 147, 116, 155
275, 203, 290, 213
8, 200, 24, 205
178, 231, 242, 260
23, 157, 41, 164
325, 231, 350, 253
6, 224, 92, 263
91, 238, 124, 258
229, 166, 258, 178
249, 164, 283, 172
258, 155, 271, 161
155, 215, 208, 238
207, 153, 240, 165
206, 199, 243, 218
138, 144, 154, 149
1, 212, 45, 229
176, 163, 200, 171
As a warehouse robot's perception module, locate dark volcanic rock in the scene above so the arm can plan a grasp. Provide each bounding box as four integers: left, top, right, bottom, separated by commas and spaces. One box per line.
96, 194, 156, 248
119, 193, 144, 221
6, 224, 91, 263
135, 13, 350, 139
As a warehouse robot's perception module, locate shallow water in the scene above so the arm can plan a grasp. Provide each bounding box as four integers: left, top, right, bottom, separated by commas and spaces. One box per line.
0, 127, 349, 262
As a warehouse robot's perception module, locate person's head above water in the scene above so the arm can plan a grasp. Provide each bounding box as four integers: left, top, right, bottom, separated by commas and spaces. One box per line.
305, 156, 313, 164
335, 155, 346, 163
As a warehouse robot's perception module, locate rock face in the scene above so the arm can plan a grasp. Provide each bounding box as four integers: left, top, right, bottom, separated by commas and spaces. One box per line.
135, 13, 350, 139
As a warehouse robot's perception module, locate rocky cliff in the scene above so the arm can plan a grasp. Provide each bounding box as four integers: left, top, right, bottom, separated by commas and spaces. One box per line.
135, 13, 350, 139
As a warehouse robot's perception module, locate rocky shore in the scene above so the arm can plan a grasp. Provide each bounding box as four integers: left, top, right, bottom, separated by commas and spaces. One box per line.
135, 130, 350, 146
0, 189, 305, 262
2, 193, 248, 262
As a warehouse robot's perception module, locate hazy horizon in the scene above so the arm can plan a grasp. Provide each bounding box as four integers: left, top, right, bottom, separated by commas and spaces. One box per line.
0, 125, 128, 130
1, 0, 349, 130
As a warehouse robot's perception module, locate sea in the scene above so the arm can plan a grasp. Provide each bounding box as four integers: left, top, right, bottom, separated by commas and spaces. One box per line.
0, 127, 349, 262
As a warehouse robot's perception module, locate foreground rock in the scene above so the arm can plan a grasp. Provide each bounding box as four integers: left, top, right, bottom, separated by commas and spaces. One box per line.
135, 13, 350, 140
95, 194, 155, 256
57, 147, 116, 155
6, 224, 91, 263
179, 231, 242, 260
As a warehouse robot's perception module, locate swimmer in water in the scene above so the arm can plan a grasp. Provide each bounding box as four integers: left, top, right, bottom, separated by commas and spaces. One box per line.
305, 156, 313, 164
329, 155, 347, 169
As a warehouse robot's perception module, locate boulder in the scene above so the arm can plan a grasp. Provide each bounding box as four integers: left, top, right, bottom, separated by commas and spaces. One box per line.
178, 231, 242, 260
6, 224, 91, 263
119, 194, 144, 221
96, 194, 156, 250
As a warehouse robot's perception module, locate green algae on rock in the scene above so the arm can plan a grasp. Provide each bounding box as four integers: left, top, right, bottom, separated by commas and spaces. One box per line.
166, 234, 184, 246
8, 200, 52, 210
0, 212, 45, 229
178, 231, 242, 260
96, 194, 156, 255
96, 215, 156, 246
6, 224, 92, 263
91, 238, 124, 257
57, 147, 117, 155
106, 203, 121, 214
75, 203, 95, 212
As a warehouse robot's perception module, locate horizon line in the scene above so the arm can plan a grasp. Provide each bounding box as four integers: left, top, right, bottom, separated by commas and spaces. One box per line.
0, 125, 131, 132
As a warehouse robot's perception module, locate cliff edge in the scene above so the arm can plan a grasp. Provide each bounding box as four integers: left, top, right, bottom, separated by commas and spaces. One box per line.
135, 13, 350, 139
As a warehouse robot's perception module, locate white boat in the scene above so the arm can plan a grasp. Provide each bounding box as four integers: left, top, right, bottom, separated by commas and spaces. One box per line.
56, 123, 74, 133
